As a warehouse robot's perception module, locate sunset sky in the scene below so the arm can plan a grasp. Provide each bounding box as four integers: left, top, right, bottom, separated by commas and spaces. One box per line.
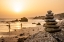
0, 0, 64, 18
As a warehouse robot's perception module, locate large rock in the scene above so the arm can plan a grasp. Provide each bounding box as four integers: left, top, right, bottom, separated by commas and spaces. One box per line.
24, 30, 64, 42
24, 31, 58, 42
19, 17, 28, 22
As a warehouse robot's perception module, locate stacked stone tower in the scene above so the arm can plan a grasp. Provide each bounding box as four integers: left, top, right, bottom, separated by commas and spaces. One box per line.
44, 10, 61, 33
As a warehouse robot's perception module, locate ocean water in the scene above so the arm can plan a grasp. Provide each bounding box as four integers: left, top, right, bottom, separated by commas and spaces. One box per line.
0, 19, 46, 37
0, 19, 45, 32
0, 18, 61, 38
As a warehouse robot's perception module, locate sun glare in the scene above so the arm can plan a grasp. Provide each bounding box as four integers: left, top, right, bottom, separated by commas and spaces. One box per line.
13, 2, 23, 12
14, 6, 21, 12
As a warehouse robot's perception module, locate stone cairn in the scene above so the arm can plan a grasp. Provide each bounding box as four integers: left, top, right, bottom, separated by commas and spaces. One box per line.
44, 10, 61, 33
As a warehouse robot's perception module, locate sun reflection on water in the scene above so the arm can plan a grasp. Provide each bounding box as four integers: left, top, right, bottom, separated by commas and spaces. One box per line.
15, 22, 21, 29
15, 25, 21, 29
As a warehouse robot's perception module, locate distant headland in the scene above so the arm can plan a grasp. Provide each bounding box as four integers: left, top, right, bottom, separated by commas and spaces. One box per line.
30, 13, 64, 20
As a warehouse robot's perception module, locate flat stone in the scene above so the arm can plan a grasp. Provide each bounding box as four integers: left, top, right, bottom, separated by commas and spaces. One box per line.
46, 14, 53, 16
46, 22, 57, 25
45, 19, 55, 22
45, 16, 54, 19
45, 28, 61, 33
44, 24, 59, 28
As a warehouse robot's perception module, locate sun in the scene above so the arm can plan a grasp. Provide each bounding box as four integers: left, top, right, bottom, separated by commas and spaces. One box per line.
14, 5, 22, 12
14, 6, 21, 12
13, 2, 23, 12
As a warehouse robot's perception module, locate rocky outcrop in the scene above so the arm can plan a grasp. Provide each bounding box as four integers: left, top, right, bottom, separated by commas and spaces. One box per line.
32, 16, 45, 19
36, 23, 41, 25
54, 13, 64, 20
24, 31, 64, 42
24, 31, 58, 42
19, 17, 28, 22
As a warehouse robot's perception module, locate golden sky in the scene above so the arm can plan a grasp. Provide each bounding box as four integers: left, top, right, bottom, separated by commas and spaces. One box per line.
0, 0, 64, 18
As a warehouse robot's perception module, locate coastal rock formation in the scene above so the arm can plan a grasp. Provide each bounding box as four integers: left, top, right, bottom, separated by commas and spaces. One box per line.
24, 31, 64, 42
19, 17, 28, 22
54, 13, 64, 20
44, 10, 61, 33
14, 19, 19, 22
36, 23, 41, 25
33, 16, 45, 19
24, 31, 58, 42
